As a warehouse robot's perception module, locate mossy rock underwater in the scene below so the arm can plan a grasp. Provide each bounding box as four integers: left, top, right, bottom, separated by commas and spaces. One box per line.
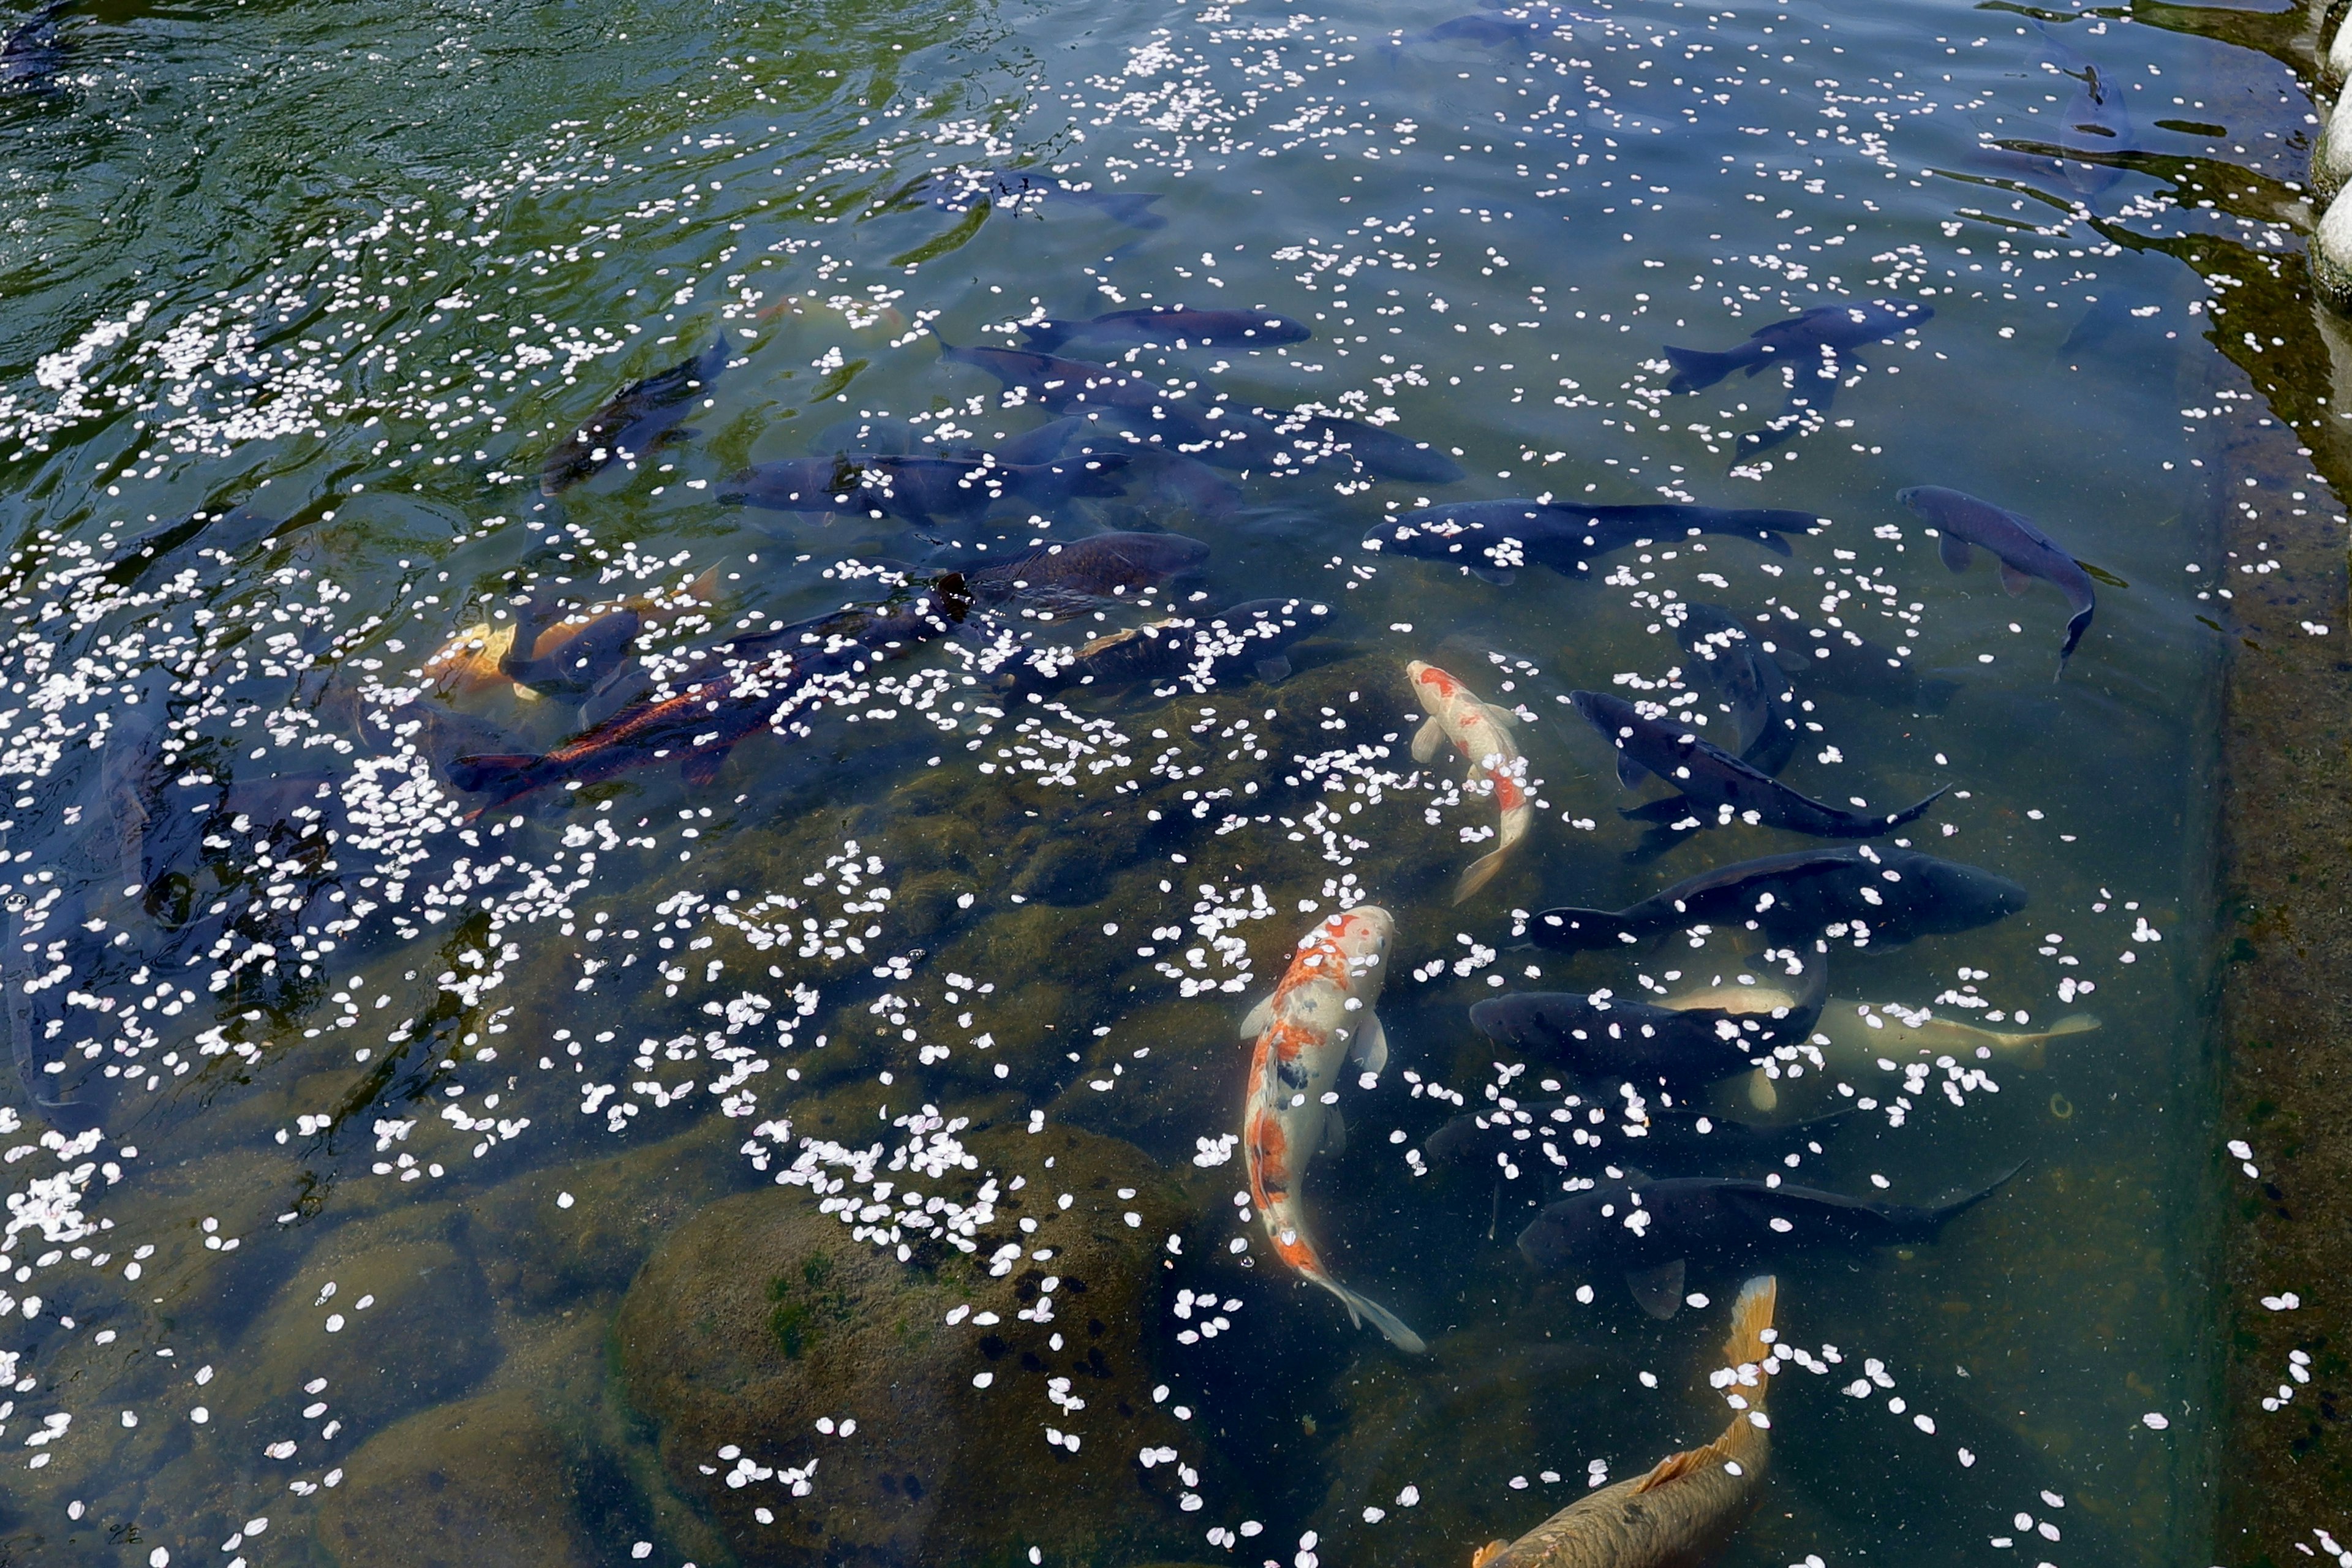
612, 1122, 1207, 1565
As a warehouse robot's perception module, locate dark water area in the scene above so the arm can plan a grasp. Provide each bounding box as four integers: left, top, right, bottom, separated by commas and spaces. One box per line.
0, 0, 2343, 1560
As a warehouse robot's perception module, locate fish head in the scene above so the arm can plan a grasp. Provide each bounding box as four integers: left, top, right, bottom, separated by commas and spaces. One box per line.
1406, 659, 1468, 717
1894, 484, 1965, 524
1567, 688, 1635, 737
1322, 905, 1395, 979
1905, 854, 2030, 931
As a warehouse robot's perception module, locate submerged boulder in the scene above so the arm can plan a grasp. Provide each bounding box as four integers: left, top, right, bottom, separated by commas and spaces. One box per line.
315, 1389, 598, 1568
614, 1122, 1202, 1565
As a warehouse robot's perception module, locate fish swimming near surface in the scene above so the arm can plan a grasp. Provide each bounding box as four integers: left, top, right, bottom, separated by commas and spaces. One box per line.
1363, 502, 1814, 585
1530, 846, 2027, 953
1021, 307, 1311, 353
0, 0, 74, 89
105, 506, 280, 587
1570, 690, 1946, 842
448, 573, 971, 809
1676, 605, 1798, 775
1468, 1276, 1779, 1568
916, 166, 1167, 230
1240, 906, 1425, 1352
1469, 985, 1822, 1099
1000, 597, 1326, 695
722, 449, 1131, 526
1427, 1093, 1849, 1174
540, 333, 729, 496
1239, 407, 1467, 483
1662, 300, 1932, 395
1898, 485, 2097, 674
1401, 3, 1587, 53
423, 568, 718, 703
959, 530, 1208, 614
1408, 660, 1531, 903
1518, 1166, 2016, 1317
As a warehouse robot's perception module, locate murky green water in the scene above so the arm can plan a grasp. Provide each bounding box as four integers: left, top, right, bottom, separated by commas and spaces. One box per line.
0, 0, 2320, 1559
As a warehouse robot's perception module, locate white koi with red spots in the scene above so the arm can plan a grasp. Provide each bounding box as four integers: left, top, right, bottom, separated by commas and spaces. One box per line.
1238, 906, 1426, 1354
1408, 660, 1532, 904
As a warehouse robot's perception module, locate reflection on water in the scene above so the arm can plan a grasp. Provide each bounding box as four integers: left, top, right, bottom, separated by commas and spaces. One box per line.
0, 0, 2321, 1558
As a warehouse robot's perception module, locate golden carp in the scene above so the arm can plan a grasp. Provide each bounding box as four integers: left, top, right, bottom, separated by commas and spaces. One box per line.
1407, 660, 1531, 905
1240, 907, 1425, 1353
423, 567, 719, 701
1469, 1276, 1777, 1568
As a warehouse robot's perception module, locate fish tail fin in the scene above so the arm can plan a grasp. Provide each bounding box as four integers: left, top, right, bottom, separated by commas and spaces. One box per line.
1452, 846, 1510, 905
447, 753, 543, 796
2056, 605, 2094, 677
1926, 1162, 2024, 1235
1022, 320, 1072, 352
1663, 344, 1744, 393
1721, 1273, 1777, 1392
1880, 784, 1950, 832
1700, 1273, 1779, 1471
2046, 1013, 2103, 1038
1308, 1270, 1428, 1354
1093, 192, 1167, 229
1528, 907, 1632, 952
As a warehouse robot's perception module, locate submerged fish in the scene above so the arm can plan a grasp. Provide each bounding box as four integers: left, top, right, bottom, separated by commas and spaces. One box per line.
1898, 485, 2097, 674
1427, 1094, 1849, 1172
1676, 604, 1798, 775
1570, 690, 1946, 841
0, 0, 73, 88
1408, 660, 1531, 903
1518, 1167, 2015, 1317
448, 575, 970, 808
1240, 408, 1467, 483
423, 569, 718, 703
1240, 907, 1425, 1352
1470, 1277, 1778, 1567
1469, 986, 1822, 1098
1021, 307, 1310, 352
1530, 846, 2027, 953
540, 334, 729, 496
1406, 4, 1585, 51
960, 530, 1208, 612
939, 341, 1245, 462
723, 450, 1131, 526
1672, 985, 2101, 1073
918, 166, 1167, 229
105, 506, 280, 586
1363, 502, 1812, 584
1778, 630, 1960, 714
1662, 300, 1932, 393
1000, 597, 1326, 695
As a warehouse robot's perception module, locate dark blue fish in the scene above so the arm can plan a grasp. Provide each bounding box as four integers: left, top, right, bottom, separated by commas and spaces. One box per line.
1675, 603, 1798, 774
1898, 485, 2097, 673
1362, 502, 1813, 584
1570, 688, 1946, 840
1529, 846, 2026, 953
958, 530, 1209, 612
500, 607, 642, 700
1426, 1094, 1850, 1173
723, 450, 1130, 526
921, 167, 1166, 230
106, 507, 279, 586
1, 0, 74, 89
540, 334, 729, 496
1663, 300, 1933, 393
1235, 406, 1466, 483
1518, 1166, 2019, 1316
1022, 307, 1310, 353
1468, 986, 1823, 1096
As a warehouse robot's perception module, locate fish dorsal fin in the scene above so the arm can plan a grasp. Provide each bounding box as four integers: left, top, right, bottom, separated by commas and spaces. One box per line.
1351, 1011, 1390, 1076
1997, 561, 2034, 598
1471, 1542, 1510, 1568
1239, 993, 1276, 1039
1624, 1257, 1686, 1318
1412, 716, 1448, 764
1633, 1445, 1713, 1494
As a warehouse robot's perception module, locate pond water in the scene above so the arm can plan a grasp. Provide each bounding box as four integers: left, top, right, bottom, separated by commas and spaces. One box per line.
0, 0, 2318, 1560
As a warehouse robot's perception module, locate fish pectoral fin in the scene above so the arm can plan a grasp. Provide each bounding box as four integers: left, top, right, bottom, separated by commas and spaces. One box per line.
1625, 1259, 1687, 1319
1412, 716, 1448, 764
1350, 1012, 1390, 1076
1471, 1541, 1510, 1568
1469, 566, 1517, 586
1632, 1445, 1714, 1494
1238, 993, 1277, 1039
1937, 532, 1975, 574
1997, 561, 2035, 598
1746, 1071, 1779, 1113
1615, 750, 1651, 789
1321, 1104, 1347, 1158
679, 745, 733, 788
1253, 654, 1294, 682
1486, 703, 1518, 728
1621, 796, 1694, 823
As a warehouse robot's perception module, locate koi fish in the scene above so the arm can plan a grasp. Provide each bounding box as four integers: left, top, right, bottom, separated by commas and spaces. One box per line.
540, 334, 729, 496
422, 567, 719, 702
1240, 907, 1425, 1354
448, 574, 969, 810
1020, 306, 1310, 353
1408, 660, 1531, 904
1469, 1277, 1777, 1568
1898, 484, 2097, 675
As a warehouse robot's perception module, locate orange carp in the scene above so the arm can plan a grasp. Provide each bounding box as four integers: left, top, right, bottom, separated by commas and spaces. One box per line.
1471, 1276, 1778, 1568
1240, 907, 1425, 1353
1408, 660, 1531, 904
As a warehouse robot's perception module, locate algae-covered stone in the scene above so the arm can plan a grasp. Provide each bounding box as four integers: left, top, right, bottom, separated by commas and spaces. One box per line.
315, 1389, 597, 1568
614, 1121, 1203, 1564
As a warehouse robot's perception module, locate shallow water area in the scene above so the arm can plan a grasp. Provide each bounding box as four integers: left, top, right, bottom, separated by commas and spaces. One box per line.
0, 0, 2316, 1559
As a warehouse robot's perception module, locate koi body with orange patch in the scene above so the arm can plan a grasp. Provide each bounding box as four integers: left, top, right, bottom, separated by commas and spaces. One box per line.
1408, 660, 1531, 904
1238, 906, 1425, 1353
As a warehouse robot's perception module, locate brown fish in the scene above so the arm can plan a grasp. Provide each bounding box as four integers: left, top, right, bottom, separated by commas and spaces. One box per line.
1471, 1276, 1777, 1568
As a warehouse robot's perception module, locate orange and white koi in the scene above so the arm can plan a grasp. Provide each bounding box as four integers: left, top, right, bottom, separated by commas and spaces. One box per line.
1408, 660, 1532, 904
1469, 1276, 1778, 1568
1239, 907, 1425, 1354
